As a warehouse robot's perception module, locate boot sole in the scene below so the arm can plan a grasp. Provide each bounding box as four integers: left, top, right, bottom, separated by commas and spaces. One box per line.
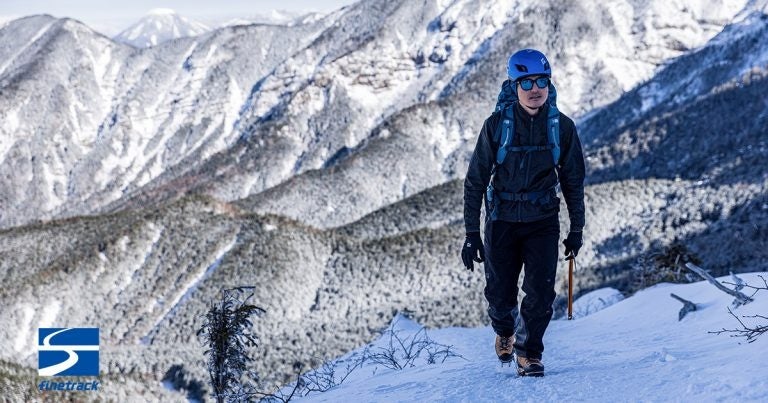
516, 365, 545, 377
516, 355, 544, 377
517, 368, 544, 377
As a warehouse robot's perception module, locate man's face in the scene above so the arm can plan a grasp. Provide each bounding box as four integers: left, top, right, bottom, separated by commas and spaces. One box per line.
516, 75, 549, 112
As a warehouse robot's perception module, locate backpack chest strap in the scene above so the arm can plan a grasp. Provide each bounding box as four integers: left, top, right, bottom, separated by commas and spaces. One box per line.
494, 186, 556, 202
506, 144, 554, 153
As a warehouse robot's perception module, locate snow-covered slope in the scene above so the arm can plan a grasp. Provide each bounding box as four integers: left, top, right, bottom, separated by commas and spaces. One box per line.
293, 273, 768, 402
0, 0, 749, 230
113, 9, 210, 48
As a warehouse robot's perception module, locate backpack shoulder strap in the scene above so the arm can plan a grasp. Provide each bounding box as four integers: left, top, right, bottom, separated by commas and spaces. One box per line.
547, 103, 560, 166
487, 105, 514, 221
494, 105, 516, 166
545, 83, 561, 166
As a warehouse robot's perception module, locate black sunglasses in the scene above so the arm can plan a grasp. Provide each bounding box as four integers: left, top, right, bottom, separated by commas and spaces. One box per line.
518, 77, 550, 91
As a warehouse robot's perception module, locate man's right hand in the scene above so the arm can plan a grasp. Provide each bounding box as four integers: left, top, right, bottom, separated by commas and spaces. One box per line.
563, 231, 583, 257
461, 232, 485, 271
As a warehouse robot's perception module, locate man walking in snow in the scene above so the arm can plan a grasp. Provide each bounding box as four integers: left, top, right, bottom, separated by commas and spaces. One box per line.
461, 49, 585, 377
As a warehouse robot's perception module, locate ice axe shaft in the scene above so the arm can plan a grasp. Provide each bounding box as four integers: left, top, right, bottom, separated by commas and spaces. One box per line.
566, 254, 575, 320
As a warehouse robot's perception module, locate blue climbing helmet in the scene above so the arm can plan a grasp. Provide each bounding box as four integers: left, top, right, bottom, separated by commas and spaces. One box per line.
507, 49, 551, 81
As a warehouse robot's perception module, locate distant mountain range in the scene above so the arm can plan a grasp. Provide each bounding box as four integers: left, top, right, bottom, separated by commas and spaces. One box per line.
0, 0, 766, 400
111, 8, 324, 48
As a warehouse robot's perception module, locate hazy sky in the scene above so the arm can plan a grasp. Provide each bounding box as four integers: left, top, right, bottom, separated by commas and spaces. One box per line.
0, 0, 357, 34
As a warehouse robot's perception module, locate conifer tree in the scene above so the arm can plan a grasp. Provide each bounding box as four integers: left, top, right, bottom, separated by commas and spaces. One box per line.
197, 287, 264, 403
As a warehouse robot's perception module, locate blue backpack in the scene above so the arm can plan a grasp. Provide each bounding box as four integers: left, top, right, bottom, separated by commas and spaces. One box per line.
486, 80, 561, 220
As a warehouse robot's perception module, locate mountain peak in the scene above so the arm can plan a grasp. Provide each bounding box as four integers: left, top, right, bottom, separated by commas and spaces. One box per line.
113, 9, 209, 48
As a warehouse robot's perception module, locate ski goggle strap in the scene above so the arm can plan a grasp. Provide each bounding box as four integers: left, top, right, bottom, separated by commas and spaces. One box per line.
518, 77, 550, 91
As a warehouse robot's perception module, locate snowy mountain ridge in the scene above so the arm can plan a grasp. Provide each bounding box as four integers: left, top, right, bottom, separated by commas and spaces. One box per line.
208, 9, 325, 29
636, 9, 768, 118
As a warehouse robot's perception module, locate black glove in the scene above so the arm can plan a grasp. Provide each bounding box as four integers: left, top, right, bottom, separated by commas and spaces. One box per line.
461, 232, 485, 271
563, 231, 583, 257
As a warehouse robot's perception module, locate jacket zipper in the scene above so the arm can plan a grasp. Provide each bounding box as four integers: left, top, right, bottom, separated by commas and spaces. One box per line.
525, 116, 534, 189
518, 115, 536, 221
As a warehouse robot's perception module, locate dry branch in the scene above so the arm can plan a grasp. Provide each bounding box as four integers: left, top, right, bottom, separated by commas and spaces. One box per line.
728, 272, 746, 292
670, 293, 697, 321
724, 274, 768, 294
709, 307, 768, 343
683, 263, 753, 306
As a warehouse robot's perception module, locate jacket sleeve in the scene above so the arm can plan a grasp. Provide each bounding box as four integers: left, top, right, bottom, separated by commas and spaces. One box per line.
463, 116, 496, 234
557, 118, 586, 232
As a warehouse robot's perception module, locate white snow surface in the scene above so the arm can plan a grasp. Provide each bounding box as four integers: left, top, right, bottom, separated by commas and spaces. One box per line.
570, 287, 625, 320
294, 273, 768, 402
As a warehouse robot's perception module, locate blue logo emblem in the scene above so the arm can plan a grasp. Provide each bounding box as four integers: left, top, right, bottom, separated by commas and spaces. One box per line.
38, 328, 99, 376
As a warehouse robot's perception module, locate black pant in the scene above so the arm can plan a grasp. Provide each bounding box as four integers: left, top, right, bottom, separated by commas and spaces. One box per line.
483, 215, 559, 360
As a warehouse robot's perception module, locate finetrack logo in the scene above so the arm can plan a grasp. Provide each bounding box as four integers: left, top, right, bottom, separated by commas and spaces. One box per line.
38, 328, 99, 377
38, 380, 99, 391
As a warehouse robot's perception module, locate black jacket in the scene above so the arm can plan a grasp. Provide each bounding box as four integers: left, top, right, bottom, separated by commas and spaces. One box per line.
463, 103, 585, 233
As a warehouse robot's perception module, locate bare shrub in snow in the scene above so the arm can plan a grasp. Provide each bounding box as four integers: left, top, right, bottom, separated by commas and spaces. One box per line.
300, 355, 364, 394
257, 315, 465, 402
712, 275, 768, 343
630, 242, 700, 292
258, 355, 366, 402
364, 318, 464, 371
710, 307, 768, 343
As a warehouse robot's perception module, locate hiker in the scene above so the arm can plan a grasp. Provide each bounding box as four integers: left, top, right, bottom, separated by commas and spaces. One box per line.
461, 49, 585, 377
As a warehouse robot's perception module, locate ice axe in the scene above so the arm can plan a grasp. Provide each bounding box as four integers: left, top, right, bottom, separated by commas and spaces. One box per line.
565, 253, 575, 320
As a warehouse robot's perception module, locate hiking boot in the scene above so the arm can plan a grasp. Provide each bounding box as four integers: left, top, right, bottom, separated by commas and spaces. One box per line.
516, 356, 544, 377
495, 335, 514, 363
